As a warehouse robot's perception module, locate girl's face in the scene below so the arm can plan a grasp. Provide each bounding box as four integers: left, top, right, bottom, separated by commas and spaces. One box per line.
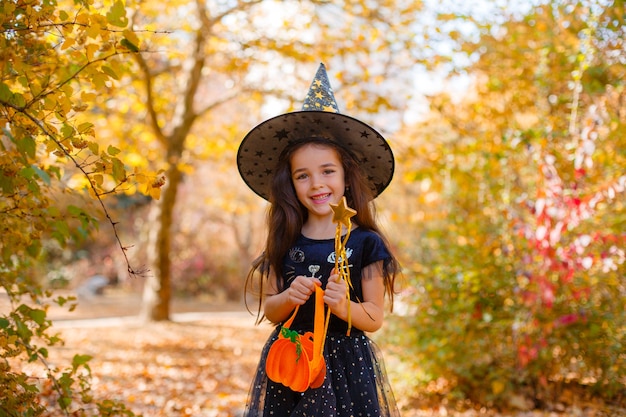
290, 143, 345, 220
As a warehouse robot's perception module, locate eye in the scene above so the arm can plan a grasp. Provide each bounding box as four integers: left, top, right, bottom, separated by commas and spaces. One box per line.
323, 168, 336, 175
294, 172, 308, 180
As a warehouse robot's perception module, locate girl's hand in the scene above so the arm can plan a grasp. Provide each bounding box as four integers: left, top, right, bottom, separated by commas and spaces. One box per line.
286, 275, 321, 306
323, 270, 348, 318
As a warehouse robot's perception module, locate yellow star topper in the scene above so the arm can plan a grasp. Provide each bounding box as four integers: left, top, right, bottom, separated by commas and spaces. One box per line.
330, 196, 356, 228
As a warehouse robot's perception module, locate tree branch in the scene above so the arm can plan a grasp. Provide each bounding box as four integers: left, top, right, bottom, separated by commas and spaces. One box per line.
2, 99, 148, 278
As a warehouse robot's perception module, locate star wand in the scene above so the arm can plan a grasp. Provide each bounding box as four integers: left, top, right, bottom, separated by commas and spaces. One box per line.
329, 196, 357, 336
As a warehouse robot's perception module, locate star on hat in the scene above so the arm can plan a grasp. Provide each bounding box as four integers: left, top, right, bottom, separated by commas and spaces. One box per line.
302, 64, 339, 112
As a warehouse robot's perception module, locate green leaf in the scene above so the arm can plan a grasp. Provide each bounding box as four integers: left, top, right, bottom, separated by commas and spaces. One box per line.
55, 296, 75, 307
67, 205, 82, 216
20, 166, 35, 179
61, 123, 74, 138
112, 157, 125, 182
0, 173, 15, 194
88, 141, 99, 155
11, 92, 26, 107
31, 165, 51, 185
16, 136, 36, 159
77, 122, 94, 133
29, 309, 47, 326
38, 347, 49, 359
68, 205, 94, 230
107, 145, 121, 156
58, 396, 72, 409
0, 317, 9, 329
16, 318, 32, 340
102, 65, 119, 80
0, 82, 11, 101
72, 354, 93, 368
49, 165, 62, 180
120, 37, 139, 52
26, 240, 42, 257
106, 0, 129, 27
53, 220, 70, 240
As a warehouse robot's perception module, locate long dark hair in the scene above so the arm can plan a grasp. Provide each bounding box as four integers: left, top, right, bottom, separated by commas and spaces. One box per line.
245, 137, 400, 321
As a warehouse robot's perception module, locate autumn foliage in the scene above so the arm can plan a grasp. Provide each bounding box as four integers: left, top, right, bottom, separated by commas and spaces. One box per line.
386, 1, 625, 409
1, 0, 625, 415
0, 0, 158, 414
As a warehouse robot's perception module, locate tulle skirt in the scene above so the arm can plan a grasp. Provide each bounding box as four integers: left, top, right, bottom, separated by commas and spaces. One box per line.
244, 327, 400, 417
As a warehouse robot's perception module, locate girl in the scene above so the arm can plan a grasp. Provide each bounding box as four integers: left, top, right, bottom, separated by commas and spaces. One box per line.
237, 64, 401, 417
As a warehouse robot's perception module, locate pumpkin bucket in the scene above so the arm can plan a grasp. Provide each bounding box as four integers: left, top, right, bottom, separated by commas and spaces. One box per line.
266, 285, 328, 392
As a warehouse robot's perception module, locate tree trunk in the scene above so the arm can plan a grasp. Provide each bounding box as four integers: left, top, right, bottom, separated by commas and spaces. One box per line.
140, 163, 183, 321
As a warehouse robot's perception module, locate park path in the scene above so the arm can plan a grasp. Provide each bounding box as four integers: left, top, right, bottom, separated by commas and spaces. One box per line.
45, 289, 251, 323
51, 309, 254, 328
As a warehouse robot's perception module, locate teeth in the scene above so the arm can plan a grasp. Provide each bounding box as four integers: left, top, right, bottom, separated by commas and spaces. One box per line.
312, 194, 330, 201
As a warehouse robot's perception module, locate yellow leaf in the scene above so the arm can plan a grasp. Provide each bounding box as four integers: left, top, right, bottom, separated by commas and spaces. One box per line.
76, 13, 90, 25
86, 43, 99, 61
61, 37, 75, 50
148, 186, 161, 200
93, 174, 103, 186
81, 92, 97, 102
44, 97, 57, 111
86, 22, 101, 39
77, 122, 94, 134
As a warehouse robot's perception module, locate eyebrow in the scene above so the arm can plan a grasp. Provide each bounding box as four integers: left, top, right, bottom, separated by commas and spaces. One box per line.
292, 162, 339, 176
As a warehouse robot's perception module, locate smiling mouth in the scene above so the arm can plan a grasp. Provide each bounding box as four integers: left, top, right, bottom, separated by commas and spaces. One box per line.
311, 193, 331, 201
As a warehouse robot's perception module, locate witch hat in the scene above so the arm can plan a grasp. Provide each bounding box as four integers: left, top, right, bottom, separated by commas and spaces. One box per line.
237, 63, 394, 201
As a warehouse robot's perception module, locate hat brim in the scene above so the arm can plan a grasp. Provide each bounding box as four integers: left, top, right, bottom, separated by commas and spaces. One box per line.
237, 111, 394, 201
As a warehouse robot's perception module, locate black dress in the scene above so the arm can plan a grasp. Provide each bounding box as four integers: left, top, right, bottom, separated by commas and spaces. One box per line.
244, 228, 400, 416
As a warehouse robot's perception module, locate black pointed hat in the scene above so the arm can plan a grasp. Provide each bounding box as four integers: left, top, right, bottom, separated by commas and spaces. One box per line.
237, 63, 394, 201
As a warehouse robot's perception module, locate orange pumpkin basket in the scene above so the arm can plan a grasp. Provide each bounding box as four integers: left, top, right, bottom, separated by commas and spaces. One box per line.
266, 197, 357, 392
266, 285, 328, 392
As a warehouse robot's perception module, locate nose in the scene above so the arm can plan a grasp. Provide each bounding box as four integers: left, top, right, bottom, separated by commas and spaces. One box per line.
310, 174, 325, 189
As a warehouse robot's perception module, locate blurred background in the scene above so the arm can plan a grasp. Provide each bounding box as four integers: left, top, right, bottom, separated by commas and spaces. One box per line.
1, 0, 624, 415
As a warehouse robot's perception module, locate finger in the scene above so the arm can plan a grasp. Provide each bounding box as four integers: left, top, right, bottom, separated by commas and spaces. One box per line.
323, 293, 343, 309
295, 276, 314, 292
323, 293, 336, 306
325, 281, 340, 293
328, 272, 341, 283
328, 278, 346, 291
304, 280, 319, 294
290, 286, 309, 301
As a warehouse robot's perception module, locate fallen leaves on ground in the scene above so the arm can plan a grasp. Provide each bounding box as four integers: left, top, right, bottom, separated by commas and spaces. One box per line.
20, 292, 621, 417
34, 315, 621, 417
38, 314, 269, 416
